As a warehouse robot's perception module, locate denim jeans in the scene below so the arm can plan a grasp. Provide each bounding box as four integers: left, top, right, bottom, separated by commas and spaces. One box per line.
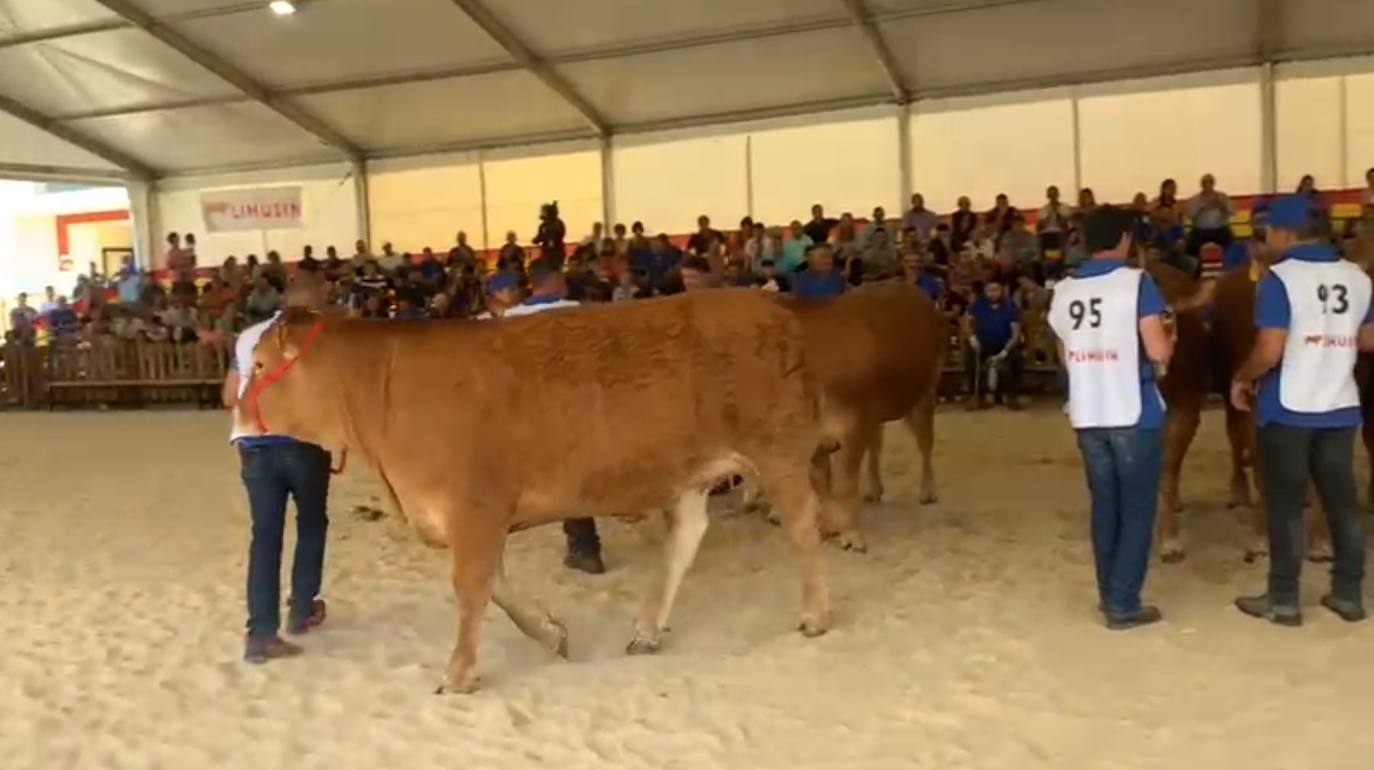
240, 441, 331, 638
1075, 428, 1162, 616
1257, 425, 1366, 609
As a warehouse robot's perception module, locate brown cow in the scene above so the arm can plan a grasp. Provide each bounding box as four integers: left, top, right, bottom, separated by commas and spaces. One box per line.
237, 290, 832, 693
771, 282, 945, 552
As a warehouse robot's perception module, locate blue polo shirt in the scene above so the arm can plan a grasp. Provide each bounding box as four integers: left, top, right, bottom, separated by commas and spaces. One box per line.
914, 273, 942, 300
790, 269, 846, 302
1254, 242, 1373, 428
1069, 259, 1168, 430
1222, 240, 1251, 271
968, 296, 1019, 352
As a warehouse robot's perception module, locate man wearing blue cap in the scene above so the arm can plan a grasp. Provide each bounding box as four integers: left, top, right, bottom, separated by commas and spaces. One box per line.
476, 270, 521, 319
484, 259, 605, 574
1232, 194, 1374, 626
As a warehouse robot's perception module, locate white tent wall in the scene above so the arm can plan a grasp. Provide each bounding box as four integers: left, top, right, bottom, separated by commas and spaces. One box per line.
481, 143, 602, 251
612, 130, 749, 237
154, 163, 361, 269
367, 156, 484, 257
1347, 71, 1374, 185
909, 90, 1076, 212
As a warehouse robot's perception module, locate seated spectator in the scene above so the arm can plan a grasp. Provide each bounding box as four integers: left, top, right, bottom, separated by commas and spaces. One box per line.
110, 305, 149, 341
861, 226, 899, 282
613, 267, 648, 302
951, 196, 978, 253
117, 264, 142, 304
351, 240, 372, 273
901, 251, 943, 301
903, 193, 939, 243
927, 223, 954, 269
790, 244, 846, 302
610, 223, 630, 257
244, 276, 281, 323
780, 220, 812, 274
983, 193, 1018, 247
631, 235, 682, 296
686, 215, 723, 257
498, 231, 525, 271
1185, 173, 1235, 256
964, 280, 1022, 409
476, 271, 521, 319
300, 245, 321, 272
1014, 271, 1050, 314
48, 296, 80, 339
859, 206, 889, 249
262, 251, 287, 291
1000, 213, 1039, 267
416, 247, 445, 286
1037, 185, 1073, 254
171, 269, 198, 303
160, 296, 199, 344
798, 204, 833, 246
579, 222, 606, 253
200, 277, 236, 321
354, 259, 390, 297
323, 246, 344, 280
754, 259, 783, 293
378, 242, 405, 274
448, 231, 477, 269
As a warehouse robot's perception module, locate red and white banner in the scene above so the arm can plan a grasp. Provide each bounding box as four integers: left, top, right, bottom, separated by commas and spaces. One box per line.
200, 186, 303, 232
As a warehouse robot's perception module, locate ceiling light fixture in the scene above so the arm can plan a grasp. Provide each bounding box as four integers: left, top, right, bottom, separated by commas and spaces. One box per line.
268, 1, 297, 16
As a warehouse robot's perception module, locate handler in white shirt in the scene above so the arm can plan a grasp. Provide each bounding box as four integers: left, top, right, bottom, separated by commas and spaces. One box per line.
1049, 206, 1174, 630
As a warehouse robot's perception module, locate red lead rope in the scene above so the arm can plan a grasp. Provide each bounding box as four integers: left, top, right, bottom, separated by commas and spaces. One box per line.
242, 317, 346, 475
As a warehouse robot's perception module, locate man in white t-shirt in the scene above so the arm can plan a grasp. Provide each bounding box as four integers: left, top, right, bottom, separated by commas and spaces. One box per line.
488, 260, 600, 574
1049, 206, 1174, 630
222, 272, 333, 663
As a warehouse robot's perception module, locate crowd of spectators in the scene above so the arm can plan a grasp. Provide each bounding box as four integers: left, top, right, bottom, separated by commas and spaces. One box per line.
9, 171, 1374, 405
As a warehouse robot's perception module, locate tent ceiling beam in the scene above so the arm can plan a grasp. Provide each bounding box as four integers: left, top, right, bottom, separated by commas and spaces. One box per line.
89, 0, 364, 161
445, 0, 609, 136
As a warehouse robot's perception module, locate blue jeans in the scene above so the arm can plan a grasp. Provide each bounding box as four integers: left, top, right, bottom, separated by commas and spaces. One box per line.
1075, 428, 1162, 616
240, 441, 331, 638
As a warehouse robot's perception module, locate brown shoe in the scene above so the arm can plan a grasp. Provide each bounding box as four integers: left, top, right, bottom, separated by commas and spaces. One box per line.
244, 635, 304, 664
286, 598, 327, 635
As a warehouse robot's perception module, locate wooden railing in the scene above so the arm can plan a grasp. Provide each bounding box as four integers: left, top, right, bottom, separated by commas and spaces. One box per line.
0, 340, 229, 409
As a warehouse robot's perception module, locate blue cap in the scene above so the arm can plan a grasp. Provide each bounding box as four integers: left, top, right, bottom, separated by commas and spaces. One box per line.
1265, 194, 1313, 230
486, 271, 518, 294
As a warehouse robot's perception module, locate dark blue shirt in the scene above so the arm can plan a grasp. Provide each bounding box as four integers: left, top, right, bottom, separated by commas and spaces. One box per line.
1254, 242, 1373, 428
968, 296, 1019, 352
1070, 259, 1167, 430
790, 269, 847, 302
630, 247, 681, 295
1222, 240, 1251, 271
914, 273, 942, 301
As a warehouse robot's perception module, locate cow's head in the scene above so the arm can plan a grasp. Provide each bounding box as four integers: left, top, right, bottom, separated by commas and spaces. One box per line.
236, 309, 339, 447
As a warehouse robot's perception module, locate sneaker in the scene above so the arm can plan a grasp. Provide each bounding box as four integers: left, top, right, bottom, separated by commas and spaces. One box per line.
244, 634, 304, 664
563, 551, 606, 575
1105, 605, 1163, 630
1235, 594, 1302, 626
1320, 594, 1367, 623
286, 598, 327, 635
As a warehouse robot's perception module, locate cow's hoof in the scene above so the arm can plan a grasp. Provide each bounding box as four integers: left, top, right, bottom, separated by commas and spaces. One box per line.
918, 491, 939, 505
1307, 545, 1334, 563
544, 617, 570, 659
1244, 547, 1268, 564
834, 531, 868, 553
798, 612, 831, 638
625, 636, 661, 656
435, 674, 481, 695
863, 490, 883, 504
1159, 542, 1186, 563
764, 509, 782, 527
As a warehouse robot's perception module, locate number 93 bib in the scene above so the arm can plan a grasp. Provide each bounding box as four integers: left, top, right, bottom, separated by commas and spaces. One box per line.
1270, 259, 1371, 414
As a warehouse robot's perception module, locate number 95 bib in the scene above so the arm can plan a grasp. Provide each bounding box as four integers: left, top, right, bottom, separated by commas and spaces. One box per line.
1048, 267, 1145, 429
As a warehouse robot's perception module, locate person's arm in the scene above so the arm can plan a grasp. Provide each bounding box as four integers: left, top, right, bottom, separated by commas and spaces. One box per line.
1005, 320, 1022, 353
222, 370, 240, 409
1357, 302, 1374, 351
1137, 274, 1174, 368
1231, 274, 1289, 411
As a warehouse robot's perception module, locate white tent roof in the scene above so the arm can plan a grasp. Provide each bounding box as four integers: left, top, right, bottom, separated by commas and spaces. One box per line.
0, 0, 1371, 180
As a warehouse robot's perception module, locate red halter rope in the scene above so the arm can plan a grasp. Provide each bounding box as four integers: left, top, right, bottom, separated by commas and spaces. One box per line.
242, 317, 347, 475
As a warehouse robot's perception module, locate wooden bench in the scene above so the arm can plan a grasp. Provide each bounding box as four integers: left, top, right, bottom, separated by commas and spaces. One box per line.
44, 340, 230, 409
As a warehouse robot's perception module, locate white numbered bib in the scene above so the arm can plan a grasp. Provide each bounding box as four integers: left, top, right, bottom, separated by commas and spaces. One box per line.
1048, 268, 1147, 429
1271, 259, 1371, 414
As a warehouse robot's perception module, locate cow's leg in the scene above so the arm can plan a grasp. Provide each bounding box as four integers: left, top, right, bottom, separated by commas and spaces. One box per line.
1225, 405, 1254, 509
438, 526, 504, 695
627, 488, 710, 655
1242, 419, 1270, 563
863, 427, 885, 504
1157, 404, 1200, 563
821, 423, 874, 552
757, 462, 831, 637
907, 397, 938, 505
491, 557, 568, 658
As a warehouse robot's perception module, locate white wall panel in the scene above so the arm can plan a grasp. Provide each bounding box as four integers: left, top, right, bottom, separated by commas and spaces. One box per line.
1346, 72, 1374, 187
1275, 75, 1343, 192
483, 148, 602, 251
751, 114, 900, 225
612, 131, 748, 236
156, 163, 360, 268
368, 158, 483, 256
910, 92, 1074, 214
1078, 71, 1262, 204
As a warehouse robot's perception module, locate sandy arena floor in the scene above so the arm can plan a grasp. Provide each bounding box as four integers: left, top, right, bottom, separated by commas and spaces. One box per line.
2, 407, 1373, 769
